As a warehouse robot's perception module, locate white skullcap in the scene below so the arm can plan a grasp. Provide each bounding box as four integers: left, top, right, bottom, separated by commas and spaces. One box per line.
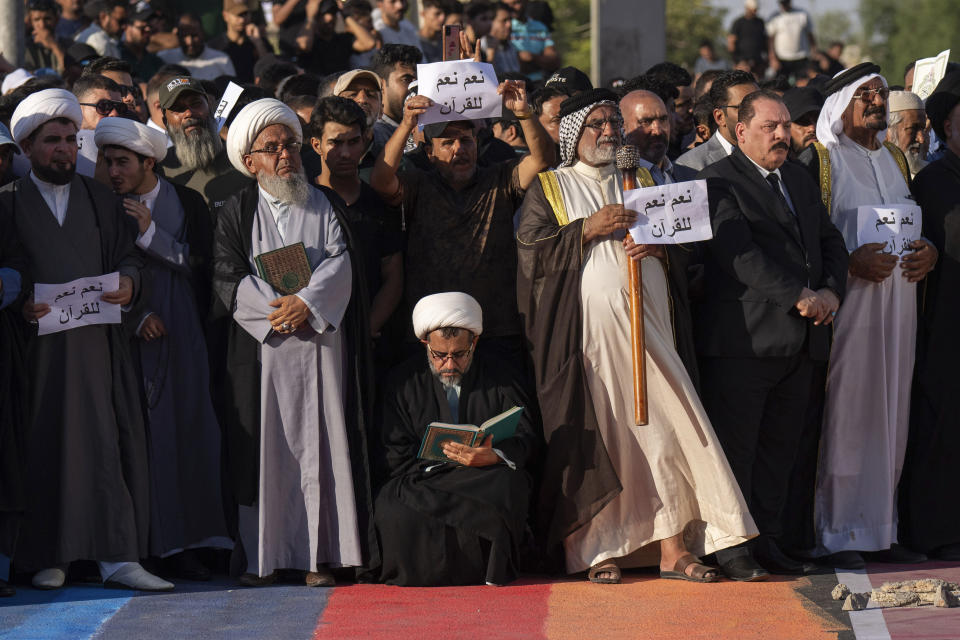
94, 117, 168, 161
888, 90, 924, 113
815, 70, 886, 148
2, 68, 33, 95
412, 292, 483, 340
10, 88, 82, 145
226, 98, 302, 178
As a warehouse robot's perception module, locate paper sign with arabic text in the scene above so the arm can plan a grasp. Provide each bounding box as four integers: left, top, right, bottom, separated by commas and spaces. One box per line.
856, 205, 922, 257
416, 60, 501, 127
624, 179, 713, 245
34, 272, 121, 336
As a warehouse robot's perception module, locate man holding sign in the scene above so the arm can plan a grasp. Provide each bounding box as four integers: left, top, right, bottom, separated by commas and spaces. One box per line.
696, 89, 848, 579
517, 89, 756, 585
0, 89, 171, 591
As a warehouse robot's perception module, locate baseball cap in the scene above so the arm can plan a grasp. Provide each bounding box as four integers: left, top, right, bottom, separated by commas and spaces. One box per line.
545, 66, 593, 95
159, 76, 206, 110
782, 86, 824, 121
333, 69, 382, 96
223, 0, 253, 15
422, 120, 476, 142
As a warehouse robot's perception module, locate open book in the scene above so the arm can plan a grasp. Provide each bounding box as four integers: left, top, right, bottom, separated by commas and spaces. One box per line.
417, 406, 524, 463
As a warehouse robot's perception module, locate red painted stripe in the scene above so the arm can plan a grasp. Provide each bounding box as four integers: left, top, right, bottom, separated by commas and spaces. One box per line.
313, 580, 551, 640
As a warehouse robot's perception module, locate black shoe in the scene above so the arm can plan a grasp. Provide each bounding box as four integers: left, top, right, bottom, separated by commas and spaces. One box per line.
932, 543, 960, 561
815, 550, 865, 570
718, 555, 769, 582
167, 550, 212, 581
754, 539, 816, 575
864, 543, 927, 564
0, 578, 14, 597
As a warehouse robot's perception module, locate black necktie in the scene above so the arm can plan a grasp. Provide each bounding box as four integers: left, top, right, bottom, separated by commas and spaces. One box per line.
765, 173, 795, 218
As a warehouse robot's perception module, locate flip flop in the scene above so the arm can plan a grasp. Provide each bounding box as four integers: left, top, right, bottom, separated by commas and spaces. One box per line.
588, 561, 621, 584
660, 552, 719, 583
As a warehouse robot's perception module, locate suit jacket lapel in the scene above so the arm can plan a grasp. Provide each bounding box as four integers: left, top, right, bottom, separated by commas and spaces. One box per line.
731, 149, 804, 248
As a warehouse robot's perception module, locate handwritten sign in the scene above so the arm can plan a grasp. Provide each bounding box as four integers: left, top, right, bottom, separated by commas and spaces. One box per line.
856, 205, 922, 257
624, 179, 713, 245
34, 272, 121, 336
416, 60, 501, 127
912, 50, 950, 100
215, 81, 245, 132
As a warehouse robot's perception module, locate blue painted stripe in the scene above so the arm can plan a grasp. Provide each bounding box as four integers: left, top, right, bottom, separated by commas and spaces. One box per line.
0, 585, 133, 640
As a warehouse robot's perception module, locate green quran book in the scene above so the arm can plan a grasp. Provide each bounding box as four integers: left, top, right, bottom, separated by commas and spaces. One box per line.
417, 406, 524, 463
254, 242, 311, 295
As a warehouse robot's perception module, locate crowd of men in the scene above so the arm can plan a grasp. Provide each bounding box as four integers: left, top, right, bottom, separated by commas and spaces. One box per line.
0, 0, 959, 596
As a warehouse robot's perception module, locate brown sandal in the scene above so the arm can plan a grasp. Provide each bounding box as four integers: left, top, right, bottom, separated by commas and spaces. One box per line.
588, 560, 621, 584
660, 553, 718, 583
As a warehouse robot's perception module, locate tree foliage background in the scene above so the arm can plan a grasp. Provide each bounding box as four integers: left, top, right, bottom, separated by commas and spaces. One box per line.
548, 0, 591, 74
665, 0, 727, 68
858, 0, 959, 82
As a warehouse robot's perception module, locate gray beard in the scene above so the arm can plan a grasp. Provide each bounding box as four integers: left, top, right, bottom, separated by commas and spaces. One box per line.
904, 146, 928, 175
426, 351, 473, 389
580, 136, 619, 165
168, 118, 222, 171
259, 168, 311, 205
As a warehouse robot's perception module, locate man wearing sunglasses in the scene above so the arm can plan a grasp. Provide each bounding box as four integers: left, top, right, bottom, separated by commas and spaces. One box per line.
373, 292, 539, 586
119, 7, 166, 84
810, 63, 938, 568
72, 74, 127, 177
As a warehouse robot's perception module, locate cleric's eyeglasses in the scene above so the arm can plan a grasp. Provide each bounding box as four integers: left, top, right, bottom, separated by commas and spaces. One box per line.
583, 117, 623, 133
852, 87, 889, 102
426, 344, 474, 363
79, 99, 128, 116
249, 141, 303, 156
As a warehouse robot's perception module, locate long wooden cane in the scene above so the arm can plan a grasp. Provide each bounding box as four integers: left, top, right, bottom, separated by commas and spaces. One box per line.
615, 146, 648, 426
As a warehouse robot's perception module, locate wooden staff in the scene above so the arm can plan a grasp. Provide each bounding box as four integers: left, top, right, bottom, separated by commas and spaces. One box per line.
615, 145, 648, 426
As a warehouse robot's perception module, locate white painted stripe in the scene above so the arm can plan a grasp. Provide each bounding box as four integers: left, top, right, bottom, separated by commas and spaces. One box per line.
836, 569, 893, 640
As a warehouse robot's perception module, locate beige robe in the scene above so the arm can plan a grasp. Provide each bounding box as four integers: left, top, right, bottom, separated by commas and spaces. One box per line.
557, 161, 757, 572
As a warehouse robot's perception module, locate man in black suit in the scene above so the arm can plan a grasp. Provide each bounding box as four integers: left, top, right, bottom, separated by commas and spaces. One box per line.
696, 89, 848, 580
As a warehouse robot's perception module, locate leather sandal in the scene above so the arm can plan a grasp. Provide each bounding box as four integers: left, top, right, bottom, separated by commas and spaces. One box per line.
660, 553, 719, 583
588, 560, 621, 584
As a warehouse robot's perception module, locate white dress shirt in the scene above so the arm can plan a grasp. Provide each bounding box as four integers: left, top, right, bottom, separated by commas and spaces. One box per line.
30, 171, 71, 226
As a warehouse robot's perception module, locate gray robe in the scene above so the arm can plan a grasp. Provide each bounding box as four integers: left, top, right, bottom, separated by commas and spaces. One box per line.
234, 187, 361, 576
135, 178, 230, 557
1, 174, 149, 571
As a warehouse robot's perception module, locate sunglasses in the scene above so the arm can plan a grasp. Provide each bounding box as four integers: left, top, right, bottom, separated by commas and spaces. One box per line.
852, 87, 889, 103
118, 84, 143, 101
80, 99, 128, 116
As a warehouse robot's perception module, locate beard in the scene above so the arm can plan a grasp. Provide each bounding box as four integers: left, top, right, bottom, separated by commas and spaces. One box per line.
259, 166, 311, 205
904, 144, 929, 175
33, 160, 75, 185
168, 117, 222, 171
580, 135, 619, 165
426, 351, 473, 389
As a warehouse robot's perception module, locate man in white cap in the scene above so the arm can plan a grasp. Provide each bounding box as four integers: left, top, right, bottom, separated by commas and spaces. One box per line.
95, 116, 232, 580
374, 292, 539, 586
811, 63, 937, 567
334, 69, 387, 178
887, 90, 929, 178
1, 88, 171, 591
517, 89, 756, 585
214, 98, 375, 587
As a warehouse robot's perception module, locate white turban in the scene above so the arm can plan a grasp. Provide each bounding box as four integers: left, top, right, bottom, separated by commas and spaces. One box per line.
94, 117, 168, 162
10, 88, 82, 145
412, 292, 483, 340
888, 90, 924, 113
815, 71, 887, 148
226, 98, 302, 178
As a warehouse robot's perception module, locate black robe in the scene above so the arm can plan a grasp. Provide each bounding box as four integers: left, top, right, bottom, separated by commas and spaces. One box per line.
0, 205, 27, 557
0, 175, 149, 571
515, 175, 700, 566
373, 351, 539, 586
898, 149, 960, 553
211, 182, 378, 572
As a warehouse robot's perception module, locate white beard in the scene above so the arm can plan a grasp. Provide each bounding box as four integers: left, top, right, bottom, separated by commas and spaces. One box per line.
259, 167, 311, 205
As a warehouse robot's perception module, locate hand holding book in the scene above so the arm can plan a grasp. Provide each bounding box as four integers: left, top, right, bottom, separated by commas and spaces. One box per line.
441, 434, 500, 467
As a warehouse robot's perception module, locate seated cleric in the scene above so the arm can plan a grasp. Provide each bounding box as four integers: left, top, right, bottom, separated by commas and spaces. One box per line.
373, 292, 540, 587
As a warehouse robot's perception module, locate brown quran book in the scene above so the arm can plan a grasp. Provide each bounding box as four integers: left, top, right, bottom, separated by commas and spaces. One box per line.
254, 242, 312, 294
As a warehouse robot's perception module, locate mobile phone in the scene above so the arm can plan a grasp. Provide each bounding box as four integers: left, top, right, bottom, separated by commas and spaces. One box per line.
442, 24, 462, 61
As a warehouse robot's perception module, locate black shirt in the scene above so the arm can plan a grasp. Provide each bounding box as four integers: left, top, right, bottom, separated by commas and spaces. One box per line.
730, 16, 767, 63
340, 182, 403, 297
208, 34, 258, 83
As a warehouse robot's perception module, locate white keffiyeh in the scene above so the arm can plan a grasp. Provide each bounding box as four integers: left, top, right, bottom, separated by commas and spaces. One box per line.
816, 71, 886, 148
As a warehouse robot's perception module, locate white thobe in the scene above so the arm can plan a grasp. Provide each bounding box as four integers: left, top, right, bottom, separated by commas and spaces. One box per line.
555, 161, 757, 572
815, 134, 916, 553
234, 186, 362, 576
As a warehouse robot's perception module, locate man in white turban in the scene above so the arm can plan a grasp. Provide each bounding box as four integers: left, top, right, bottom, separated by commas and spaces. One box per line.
213, 98, 376, 587
809, 63, 937, 568
1, 89, 172, 591
95, 116, 232, 580
887, 90, 929, 178
374, 292, 540, 586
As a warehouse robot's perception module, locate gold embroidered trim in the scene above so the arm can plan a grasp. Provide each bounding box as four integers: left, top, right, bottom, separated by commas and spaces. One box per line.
635, 167, 656, 188
537, 171, 569, 226
813, 141, 832, 217
882, 141, 911, 186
